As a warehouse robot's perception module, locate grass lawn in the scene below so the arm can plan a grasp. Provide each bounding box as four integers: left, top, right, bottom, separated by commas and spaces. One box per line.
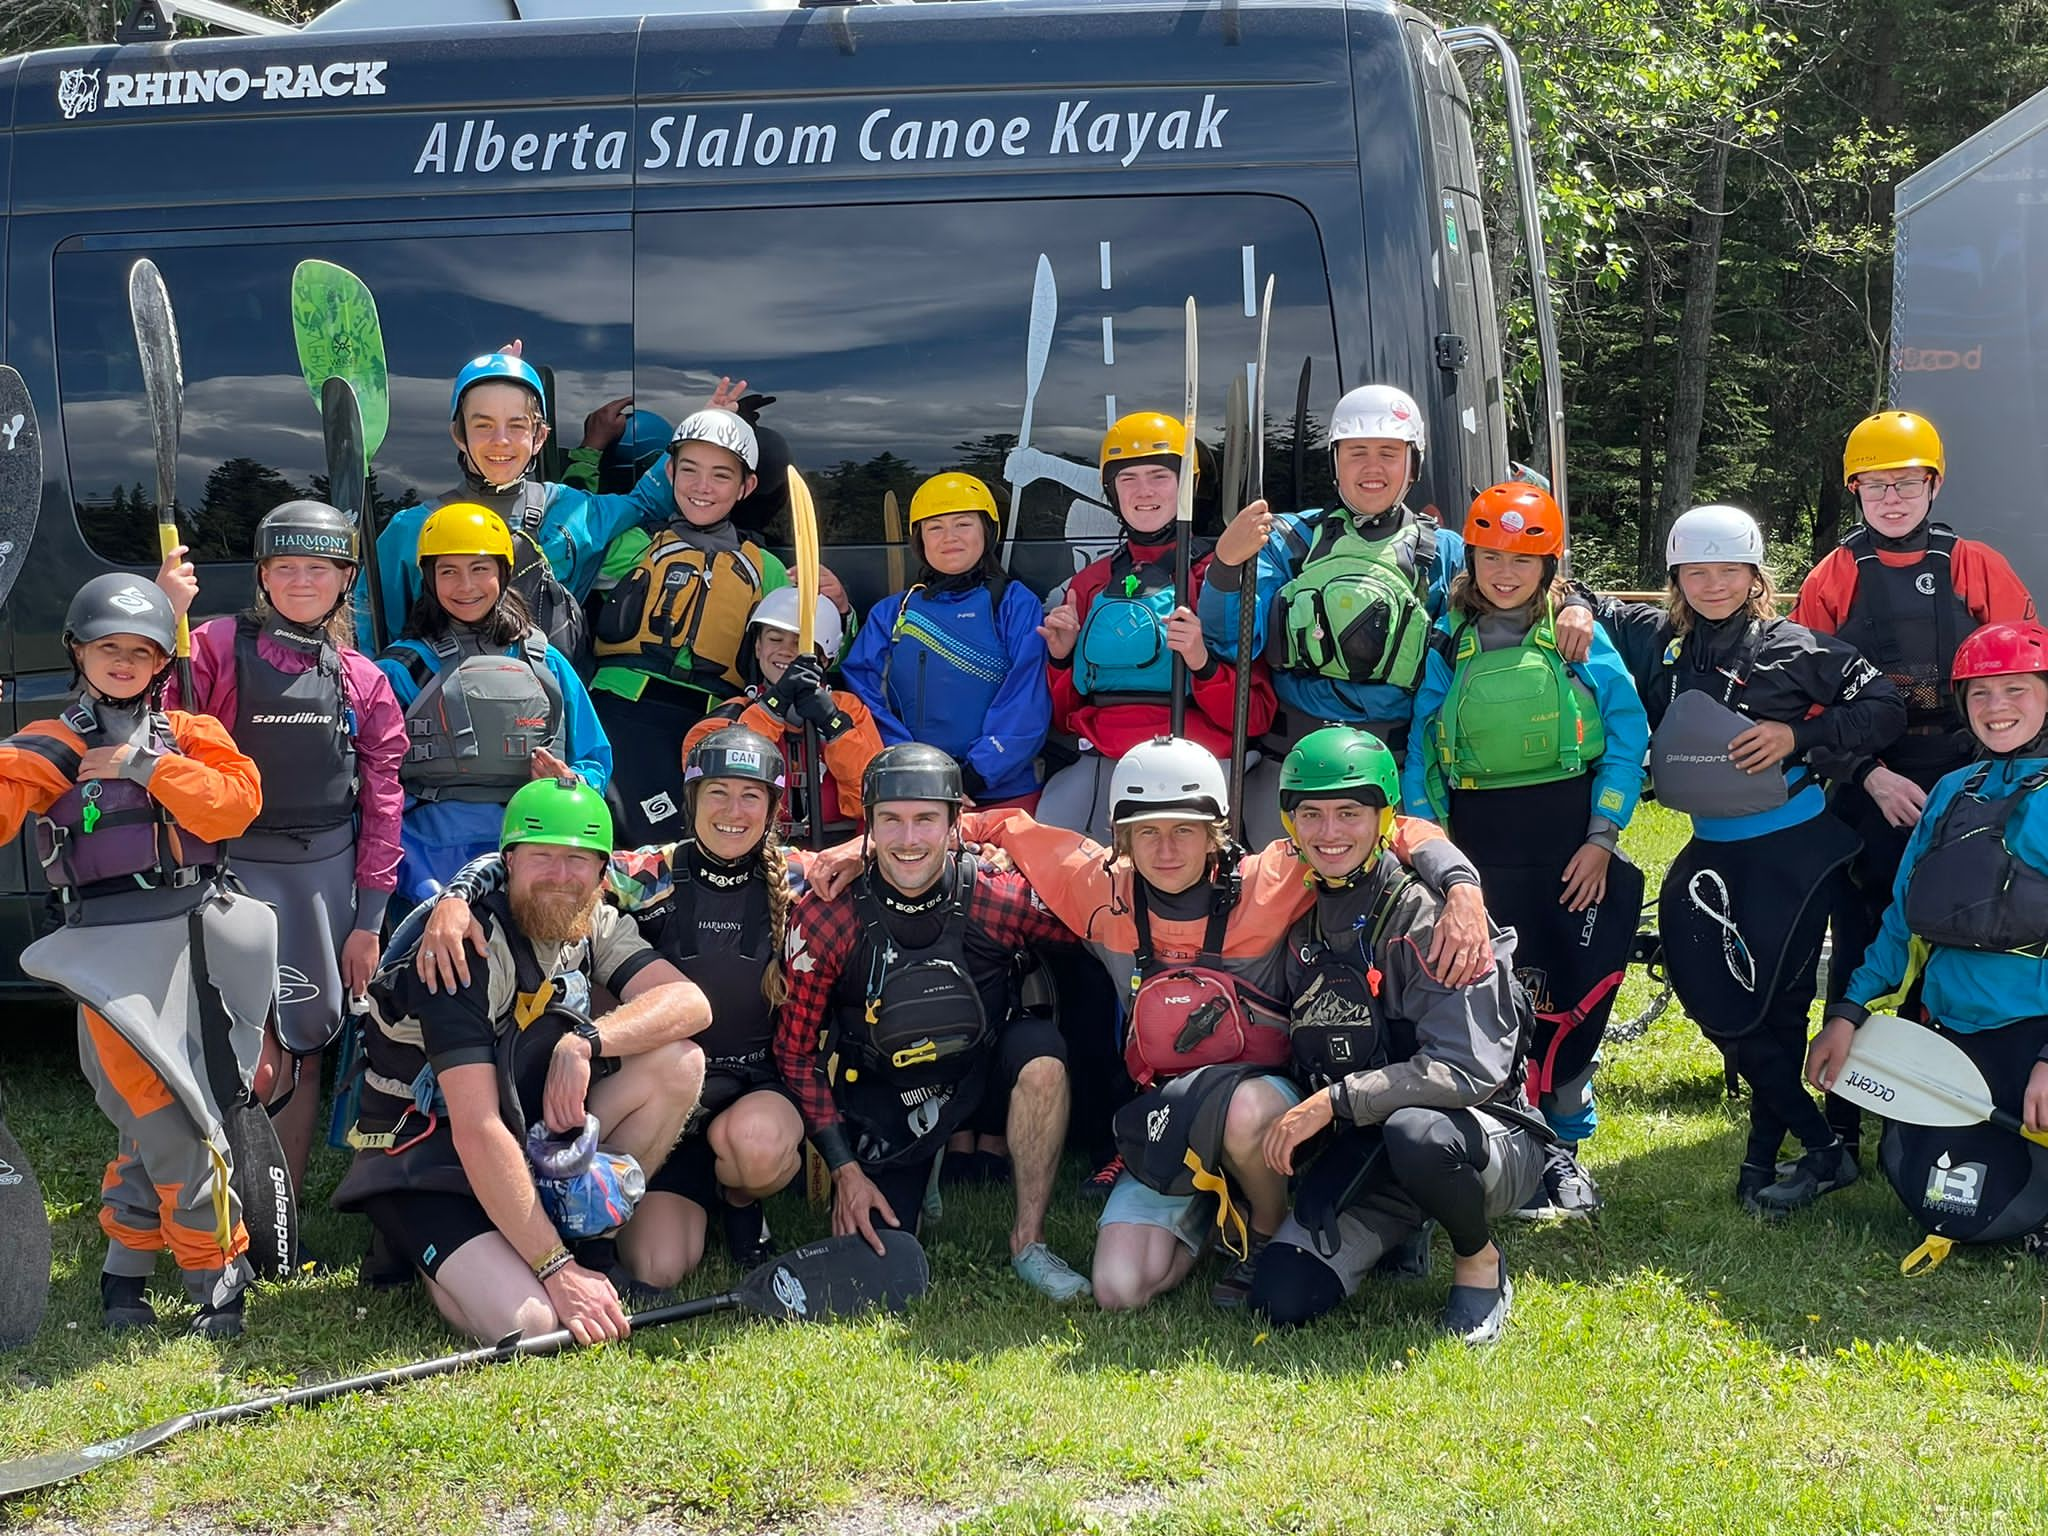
3, 804, 2047, 1534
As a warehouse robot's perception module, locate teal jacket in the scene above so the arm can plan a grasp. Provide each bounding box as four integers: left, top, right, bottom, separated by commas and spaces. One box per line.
1844, 753, 2048, 1035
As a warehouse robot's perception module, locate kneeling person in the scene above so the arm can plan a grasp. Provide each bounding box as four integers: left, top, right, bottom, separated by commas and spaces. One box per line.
774, 744, 1090, 1300
334, 777, 711, 1345
1253, 728, 1545, 1345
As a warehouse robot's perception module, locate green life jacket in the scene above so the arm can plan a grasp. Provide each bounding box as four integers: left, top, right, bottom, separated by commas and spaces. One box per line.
1275, 512, 1435, 690
1427, 604, 1605, 816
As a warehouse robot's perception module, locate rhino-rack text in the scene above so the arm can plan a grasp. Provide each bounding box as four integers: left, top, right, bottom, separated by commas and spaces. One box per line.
58, 62, 388, 119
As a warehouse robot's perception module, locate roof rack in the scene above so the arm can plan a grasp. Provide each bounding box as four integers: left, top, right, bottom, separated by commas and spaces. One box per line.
117, 0, 299, 42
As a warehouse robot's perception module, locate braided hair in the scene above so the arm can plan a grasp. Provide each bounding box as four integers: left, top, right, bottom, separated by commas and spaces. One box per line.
755, 821, 796, 1008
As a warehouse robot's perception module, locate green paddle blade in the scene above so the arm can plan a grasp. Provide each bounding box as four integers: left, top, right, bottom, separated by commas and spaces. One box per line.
291, 260, 389, 460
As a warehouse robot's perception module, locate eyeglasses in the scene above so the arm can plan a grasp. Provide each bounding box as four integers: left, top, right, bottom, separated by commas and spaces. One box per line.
1854, 474, 1933, 502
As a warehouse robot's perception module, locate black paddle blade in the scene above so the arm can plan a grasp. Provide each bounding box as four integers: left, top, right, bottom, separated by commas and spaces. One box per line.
127, 259, 183, 515
320, 375, 368, 527
0, 366, 43, 613
226, 1100, 299, 1281
0, 1106, 52, 1352
735, 1230, 928, 1322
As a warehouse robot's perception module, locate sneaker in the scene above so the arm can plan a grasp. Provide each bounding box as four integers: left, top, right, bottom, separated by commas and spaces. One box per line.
1753, 1141, 1858, 1220
721, 1198, 776, 1271
100, 1272, 156, 1333
1541, 1146, 1602, 1222
189, 1290, 245, 1340
1441, 1269, 1513, 1346
575, 1237, 665, 1305
1011, 1241, 1092, 1302
1079, 1155, 1124, 1201
1371, 1221, 1434, 1279
1735, 1162, 1773, 1215
1208, 1235, 1270, 1309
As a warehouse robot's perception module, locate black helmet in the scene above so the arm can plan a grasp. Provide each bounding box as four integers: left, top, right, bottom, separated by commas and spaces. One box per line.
684, 726, 787, 799
63, 574, 178, 655
255, 499, 358, 565
862, 743, 963, 814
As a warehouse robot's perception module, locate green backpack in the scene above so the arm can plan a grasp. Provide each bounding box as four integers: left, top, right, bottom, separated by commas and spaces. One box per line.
1426, 605, 1605, 816
1275, 514, 1436, 690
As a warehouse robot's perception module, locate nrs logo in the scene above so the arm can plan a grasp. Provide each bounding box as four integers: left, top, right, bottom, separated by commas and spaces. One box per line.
58, 60, 388, 119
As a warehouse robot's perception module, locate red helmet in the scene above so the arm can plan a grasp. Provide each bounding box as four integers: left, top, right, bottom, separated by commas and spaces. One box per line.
1951, 621, 2048, 684
1464, 482, 1564, 558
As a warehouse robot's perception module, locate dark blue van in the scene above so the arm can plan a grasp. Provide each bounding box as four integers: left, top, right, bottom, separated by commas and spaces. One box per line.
0, 0, 1559, 980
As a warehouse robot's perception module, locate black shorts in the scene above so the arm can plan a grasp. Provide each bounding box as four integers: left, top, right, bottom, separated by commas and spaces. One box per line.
648, 1056, 799, 1206
360, 1190, 499, 1281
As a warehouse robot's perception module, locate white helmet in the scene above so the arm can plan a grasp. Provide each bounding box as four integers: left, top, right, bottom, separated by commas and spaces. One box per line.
1665, 504, 1765, 569
1111, 736, 1230, 825
669, 408, 759, 473
749, 585, 844, 664
1329, 384, 1427, 461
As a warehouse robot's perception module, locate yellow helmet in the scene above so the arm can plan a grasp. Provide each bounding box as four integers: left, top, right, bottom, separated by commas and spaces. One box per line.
1100, 412, 1191, 473
417, 502, 515, 564
1843, 411, 1945, 485
908, 471, 1000, 532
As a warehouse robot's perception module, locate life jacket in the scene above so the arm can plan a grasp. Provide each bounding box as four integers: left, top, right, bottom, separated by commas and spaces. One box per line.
826, 857, 1003, 1167
1123, 880, 1290, 1089
1835, 522, 1975, 734
338, 888, 596, 1197
1274, 510, 1437, 690
232, 616, 358, 837
1647, 626, 1792, 819
25, 701, 220, 917
1073, 542, 1207, 701
879, 582, 1007, 754
391, 629, 564, 804
632, 843, 777, 1061
591, 525, 766, 691
1901, 763, 2048, 957
1432, 606, 1605, 796
429, 485, 587, 666
1286, 872, 1417, 1090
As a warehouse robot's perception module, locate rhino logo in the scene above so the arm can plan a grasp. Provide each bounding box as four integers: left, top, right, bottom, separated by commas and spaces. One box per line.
58, 69, 101, 120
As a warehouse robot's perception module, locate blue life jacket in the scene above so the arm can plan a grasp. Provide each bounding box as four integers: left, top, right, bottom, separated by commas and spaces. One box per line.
1076, 544, 1205, 700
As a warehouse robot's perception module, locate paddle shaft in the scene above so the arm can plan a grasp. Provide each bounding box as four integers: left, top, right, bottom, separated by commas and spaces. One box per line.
1227, 277, 1274, 841
789, 470, 827, 847
1170, 297, 1198, 739
0, 1291, 742, 1499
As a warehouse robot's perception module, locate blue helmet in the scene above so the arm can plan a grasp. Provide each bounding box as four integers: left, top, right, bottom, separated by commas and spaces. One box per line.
603, 407, 675, 480
450, 352, 546, 421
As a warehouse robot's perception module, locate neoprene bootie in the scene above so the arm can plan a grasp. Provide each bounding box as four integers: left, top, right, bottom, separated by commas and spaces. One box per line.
100, 1271, 155, 1333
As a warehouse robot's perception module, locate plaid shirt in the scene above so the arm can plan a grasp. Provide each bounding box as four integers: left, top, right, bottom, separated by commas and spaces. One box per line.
775, 855, 1073, 1164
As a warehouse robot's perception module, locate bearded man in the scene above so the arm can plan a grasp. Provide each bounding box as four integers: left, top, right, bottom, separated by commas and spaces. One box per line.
333, 777, 709, 1344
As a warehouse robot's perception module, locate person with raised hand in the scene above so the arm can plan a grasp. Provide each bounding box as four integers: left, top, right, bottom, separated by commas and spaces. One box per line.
1036, 412, 1274, 841
157, 501, 406, 1188
1204, 385, 1598, 846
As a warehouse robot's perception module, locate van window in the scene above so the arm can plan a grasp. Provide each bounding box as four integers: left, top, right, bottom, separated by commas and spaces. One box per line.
54, 231, 634, 565
632, 195, 1341, 557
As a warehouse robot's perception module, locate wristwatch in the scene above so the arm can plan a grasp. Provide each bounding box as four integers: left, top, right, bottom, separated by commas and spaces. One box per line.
569, 1018, 618, 1078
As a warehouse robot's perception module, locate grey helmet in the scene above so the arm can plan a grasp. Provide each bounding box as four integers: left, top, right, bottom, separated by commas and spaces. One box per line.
63, 574, 179, 655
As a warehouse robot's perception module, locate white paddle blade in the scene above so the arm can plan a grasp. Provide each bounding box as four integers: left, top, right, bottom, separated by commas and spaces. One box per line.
1834, 1013, 1998, 1128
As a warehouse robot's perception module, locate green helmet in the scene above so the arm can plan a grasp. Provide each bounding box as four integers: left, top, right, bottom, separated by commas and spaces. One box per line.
1279, 727, 1400, 813
500, 777, 613, 857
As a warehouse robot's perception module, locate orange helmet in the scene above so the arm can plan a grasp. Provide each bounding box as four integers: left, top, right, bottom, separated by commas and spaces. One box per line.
1464, 482, 1564, 558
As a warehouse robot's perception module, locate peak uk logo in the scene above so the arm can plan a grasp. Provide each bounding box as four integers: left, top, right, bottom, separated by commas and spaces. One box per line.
58, 60, 387, 120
